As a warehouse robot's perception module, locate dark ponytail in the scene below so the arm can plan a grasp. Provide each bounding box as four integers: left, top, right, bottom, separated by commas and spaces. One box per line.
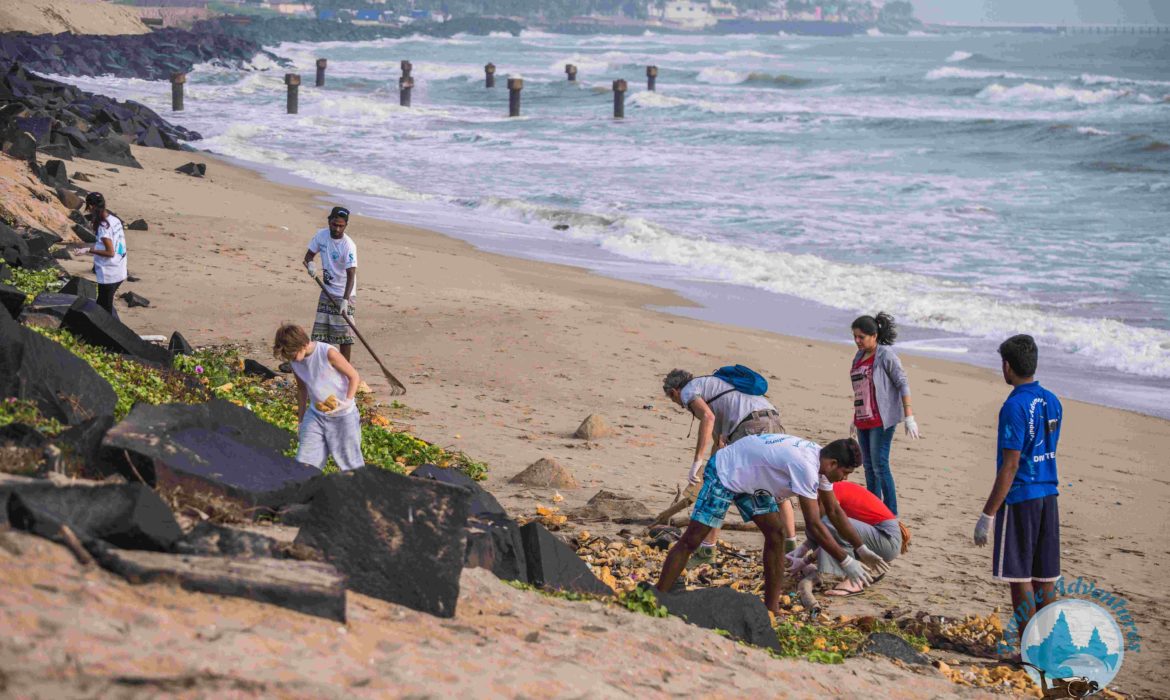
822, 438, 863, 469
852, 312, 898, 346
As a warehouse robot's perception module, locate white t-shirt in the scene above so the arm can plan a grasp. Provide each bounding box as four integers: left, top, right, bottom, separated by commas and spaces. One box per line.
92, 214, 127, 284
307, 228, 358, 299
291, 342, 356, 417
715, 434, 833, 500
680, 376, 776, 439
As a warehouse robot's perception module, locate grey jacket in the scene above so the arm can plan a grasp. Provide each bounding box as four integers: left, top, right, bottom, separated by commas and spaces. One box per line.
852, 345, 911, 430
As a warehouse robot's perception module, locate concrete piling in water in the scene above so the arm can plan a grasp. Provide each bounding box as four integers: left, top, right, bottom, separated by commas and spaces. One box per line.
170, 72, 185, 112
316, 58, 327, 87
284, 73, 300, 114
508, 78, 522, 117
399, 76, 413, 107
485, 63, 496, 88
646, 65, 657, 92
613, 79, 627, 119
565, 64, 577, 82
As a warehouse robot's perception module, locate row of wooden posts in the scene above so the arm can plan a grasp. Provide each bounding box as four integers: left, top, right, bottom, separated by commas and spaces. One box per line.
167, 58, 661, 118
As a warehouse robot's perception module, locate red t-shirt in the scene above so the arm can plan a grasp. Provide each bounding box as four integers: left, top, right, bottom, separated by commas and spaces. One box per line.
851, 354, 883, 430
833, 480, 895, 525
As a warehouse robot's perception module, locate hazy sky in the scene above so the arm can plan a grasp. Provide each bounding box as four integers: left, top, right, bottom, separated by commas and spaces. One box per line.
910, 1, 1170, 25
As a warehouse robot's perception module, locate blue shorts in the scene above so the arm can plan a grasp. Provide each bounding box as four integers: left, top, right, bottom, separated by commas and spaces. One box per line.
690, 458, 779, 528
993, 494, 1060, 583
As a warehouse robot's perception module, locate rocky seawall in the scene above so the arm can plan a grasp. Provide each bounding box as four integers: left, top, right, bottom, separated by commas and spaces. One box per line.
190, 15, 524, 44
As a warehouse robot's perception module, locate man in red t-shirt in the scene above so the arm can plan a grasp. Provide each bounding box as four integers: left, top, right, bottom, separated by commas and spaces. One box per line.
788, 480, 904, 597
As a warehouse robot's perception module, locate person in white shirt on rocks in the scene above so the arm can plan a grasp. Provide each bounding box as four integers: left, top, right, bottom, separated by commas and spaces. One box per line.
303, 206, 358, 361
654, 434, 889, 613
83, 192, 127, 316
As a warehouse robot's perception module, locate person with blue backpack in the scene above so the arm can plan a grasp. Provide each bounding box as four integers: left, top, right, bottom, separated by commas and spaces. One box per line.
660, 365, 795, 566
848, 312, 920, 516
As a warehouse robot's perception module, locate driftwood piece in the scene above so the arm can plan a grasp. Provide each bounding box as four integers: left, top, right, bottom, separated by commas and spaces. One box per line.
91, 546, 347, 622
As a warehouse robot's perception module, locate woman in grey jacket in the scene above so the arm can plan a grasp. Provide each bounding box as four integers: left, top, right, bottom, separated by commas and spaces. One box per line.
848, 312, 920, 515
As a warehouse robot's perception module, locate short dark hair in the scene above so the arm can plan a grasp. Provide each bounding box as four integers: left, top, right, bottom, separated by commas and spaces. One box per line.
998, 334, 1038, 377
821, 438, 862, 469
852, 312, 898, 346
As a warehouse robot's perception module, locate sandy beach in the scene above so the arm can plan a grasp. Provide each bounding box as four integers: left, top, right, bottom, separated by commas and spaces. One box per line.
43, 144, 1169, 697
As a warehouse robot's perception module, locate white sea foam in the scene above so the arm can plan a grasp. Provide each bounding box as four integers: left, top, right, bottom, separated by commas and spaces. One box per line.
1079, 73, 1170, 87
1076, 126, 1113, 136
695, 67, 748, 84
945, 50, 973, 63
977, 82, 1131, 105
925, 66, 1025, 80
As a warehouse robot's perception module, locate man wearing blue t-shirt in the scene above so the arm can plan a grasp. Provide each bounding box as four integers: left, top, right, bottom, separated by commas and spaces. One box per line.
973, 334, 1063, 631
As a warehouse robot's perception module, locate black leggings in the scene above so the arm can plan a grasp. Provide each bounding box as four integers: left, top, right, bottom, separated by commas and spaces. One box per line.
97, 281, 122, 316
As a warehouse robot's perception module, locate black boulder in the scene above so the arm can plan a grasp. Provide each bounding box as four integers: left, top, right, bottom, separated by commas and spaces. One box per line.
520, 521, 613, 597
62, 296, 171, 364
651, 586, 781, 651
6, 481, 182, 552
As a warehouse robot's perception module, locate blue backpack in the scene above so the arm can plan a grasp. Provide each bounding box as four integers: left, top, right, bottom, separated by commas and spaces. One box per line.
712, 365, 768, 396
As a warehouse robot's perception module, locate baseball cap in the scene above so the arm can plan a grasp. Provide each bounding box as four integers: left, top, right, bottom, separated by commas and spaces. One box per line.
84, 192, 105, 208
328, 206, 349, 221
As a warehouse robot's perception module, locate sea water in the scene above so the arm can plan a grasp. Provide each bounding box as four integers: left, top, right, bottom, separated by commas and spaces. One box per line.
54, 31, 1170, 417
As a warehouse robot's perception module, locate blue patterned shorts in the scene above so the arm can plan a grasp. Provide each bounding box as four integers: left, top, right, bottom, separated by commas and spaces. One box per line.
690, 457, 779, 528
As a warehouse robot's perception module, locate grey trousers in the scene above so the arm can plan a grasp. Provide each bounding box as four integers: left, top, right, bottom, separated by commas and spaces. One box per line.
297, 408, 365, 471
727, 412, 785, 444
814, 516, 901, 577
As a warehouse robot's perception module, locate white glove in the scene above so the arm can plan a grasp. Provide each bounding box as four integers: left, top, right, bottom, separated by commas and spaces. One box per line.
974, 513, 993, 547
687, 459, 706, 485
856, 544, 890, 576
839, 555, 873, 586
306, 261, 317, 278
903, 415, 920, 439
786, 545, 815, 577
336, 298, 349, 316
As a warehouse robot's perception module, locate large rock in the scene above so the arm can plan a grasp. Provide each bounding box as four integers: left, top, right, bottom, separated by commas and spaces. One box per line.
175, 161, 206, 177
2, 130, 37, 161
41, 159, 68, 188
0, 223, 30, 266
858, 632, 931, 666
574, 414, 614, 439
25, 292, 79, 320
174, 521, 315, 560
119, 291, 150, 308
102, 400, 316, 511
1, 283, 24, 319
241, 358, 275, 380
465, 516, 527, 583
509, 457, 578, 489
53, 415, 115, 476
6, 481, 182, 551
294, 467, 471, 618
62, 296, 171, 364
412, 463, 506, 519
60, 276, 98, 300
0, 310, 118, 424
168, 330, 193, 355
520, 521, 613, 597
651, 586, 781, 652
570, 489, 653, 522
90, 544, 346, 622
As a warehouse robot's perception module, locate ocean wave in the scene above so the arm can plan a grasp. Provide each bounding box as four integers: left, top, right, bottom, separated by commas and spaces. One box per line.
695, 67, 747, 85
977, 82, 1133, 105
925, 66, 1026, 80
1078, 73, 1170, 88
1076, 126, 1113, 136
455, 203, 1170, 378
945, 50, 972, 62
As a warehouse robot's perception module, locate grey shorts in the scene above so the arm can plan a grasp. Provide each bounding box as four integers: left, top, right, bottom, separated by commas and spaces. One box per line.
297, 408, 365, 471
728, 411, 785, 444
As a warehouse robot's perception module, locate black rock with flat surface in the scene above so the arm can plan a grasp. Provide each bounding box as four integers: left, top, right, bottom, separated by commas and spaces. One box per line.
175, 521, 297, 559
465, 517, 527, 583
520, 521, 613, 596
6, 481, 182, 551
62, 296, 171, 364
242, 358, 277, 381
26, 292, 78, 320
294, 467, 471, 618
1, 283, 23, 318
651, 586, 781, 651
119, 291, 150, 308
858, 632, 931, 665
126, 218, 148, 231
411, 463, 506, 519
176, 162, 206, 177
0, 310, 117, 424
168, 330, 193, 355
60, 276, 97, 300
101, 399, 314, 510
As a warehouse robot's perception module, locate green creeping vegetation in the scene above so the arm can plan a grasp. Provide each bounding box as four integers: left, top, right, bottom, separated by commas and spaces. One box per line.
504, 581, 670, 619
773, 619, 929, 664
9, 267, 65, 302
16, 323, 488, 480
0, 398, 66, 436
